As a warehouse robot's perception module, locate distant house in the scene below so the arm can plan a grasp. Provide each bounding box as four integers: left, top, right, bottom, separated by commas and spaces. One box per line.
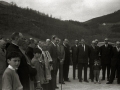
102, 23, 106, 26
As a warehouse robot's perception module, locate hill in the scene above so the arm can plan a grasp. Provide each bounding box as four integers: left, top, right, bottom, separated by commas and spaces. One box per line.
0, 2, 92, 44
85, 10, 120, 24
0, 1, 120, 44
84, 10, 120, 41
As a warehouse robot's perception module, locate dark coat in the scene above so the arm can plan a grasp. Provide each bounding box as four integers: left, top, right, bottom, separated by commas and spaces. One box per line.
6, 43, 30, 90
78, 44, 89, 64
111, 47, 120, 66
25, 47, 34, 60
63, 44, 71, 65
71, 45, 78, 63
48, 43, 58, 70
89, 46, 100, 64
100, 44, 113, 64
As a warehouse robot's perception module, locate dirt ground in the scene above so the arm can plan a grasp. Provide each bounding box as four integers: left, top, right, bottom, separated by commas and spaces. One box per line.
57, 66, 120, 90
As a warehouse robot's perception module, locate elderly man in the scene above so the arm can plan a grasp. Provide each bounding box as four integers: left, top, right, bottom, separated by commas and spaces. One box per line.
89, 40, 100, 82
78, 39, 89, 82
0, 39, 6, 90
100, 38, 113, 81
71, 40, 79, 80
56, 38, 65, 84
6, 32, 30, 90
107, 41, 120, 84
63, 38, 71, 82
48, 35, 58, 90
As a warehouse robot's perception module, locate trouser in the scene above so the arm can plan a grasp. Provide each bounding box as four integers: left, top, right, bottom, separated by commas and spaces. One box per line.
55, 60, 59, 87
94, 70, 100, 81
41, 84, 48, 90
109, 64, 120, 83
78, 63, 88, 81
0, 75, 2, 90
89, 64, 94, 80
59, 61, 64, 82
19, 74, 30, 90
73, 62, 77, 79
102, 64, 111, 80
48, 70, 55, 90
63, 63, 69, 80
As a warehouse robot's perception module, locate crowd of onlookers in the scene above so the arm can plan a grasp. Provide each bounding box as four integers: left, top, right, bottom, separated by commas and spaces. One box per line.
0, 32, 120, 90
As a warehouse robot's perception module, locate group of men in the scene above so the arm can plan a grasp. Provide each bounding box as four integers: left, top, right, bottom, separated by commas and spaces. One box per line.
0, 32, 120, 90
71, 38, 120, 84
0, 33, 72, 90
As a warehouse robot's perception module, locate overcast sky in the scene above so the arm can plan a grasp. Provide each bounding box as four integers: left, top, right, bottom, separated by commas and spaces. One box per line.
3, 0, 120, 22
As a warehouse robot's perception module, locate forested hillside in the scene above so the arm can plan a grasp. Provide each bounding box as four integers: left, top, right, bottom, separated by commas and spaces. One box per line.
0, 1, 120, 44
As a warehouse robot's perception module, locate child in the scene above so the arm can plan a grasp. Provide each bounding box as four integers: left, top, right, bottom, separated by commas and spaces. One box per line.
2, 51, 23, 90
93, 60, 101, 84
31, 48, 45, 89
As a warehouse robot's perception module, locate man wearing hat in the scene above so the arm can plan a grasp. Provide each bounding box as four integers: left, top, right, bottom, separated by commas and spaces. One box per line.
100, 38, 113, 81
78, 39, 90, 82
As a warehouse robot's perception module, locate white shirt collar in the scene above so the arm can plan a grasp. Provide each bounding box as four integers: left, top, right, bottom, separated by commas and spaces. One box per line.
37, 45, 43, 51
8, 65, 16, 70
51, 41, 56, 46
12, 42, 18, 46
63, 43, 66, 47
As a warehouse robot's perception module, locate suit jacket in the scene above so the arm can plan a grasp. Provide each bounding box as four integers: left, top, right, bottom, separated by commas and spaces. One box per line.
111, 47, 120, 66
25, 47, 34, 60
63, 44, 71, 65
48, 42, 58, 70
57, 44, 65, 60
0, 48, 6, 75
89, 45, 100, 64
0, 48, 6, 90
71, 45, 78, 63
6, 43, 30, 90
100, 44, 113, 64
78, 44, 89, 63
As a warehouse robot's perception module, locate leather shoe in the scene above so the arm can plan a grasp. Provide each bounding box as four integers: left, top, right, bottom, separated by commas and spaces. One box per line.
101, 78, 105, 81
55, 86, 59, 89
84, 80, 89, 82
64, 79, 71, 82
106, 82, 112, 84
79, 80, 82, 82
59, 82, 65, 84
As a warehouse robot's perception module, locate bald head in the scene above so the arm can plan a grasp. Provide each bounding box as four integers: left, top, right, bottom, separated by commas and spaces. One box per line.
0, 39, 6, 49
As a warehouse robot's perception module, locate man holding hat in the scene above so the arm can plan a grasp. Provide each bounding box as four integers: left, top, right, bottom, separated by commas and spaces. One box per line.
100, 38, 113, 81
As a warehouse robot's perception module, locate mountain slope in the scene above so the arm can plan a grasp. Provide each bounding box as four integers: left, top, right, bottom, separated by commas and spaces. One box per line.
85, 10, 120, 24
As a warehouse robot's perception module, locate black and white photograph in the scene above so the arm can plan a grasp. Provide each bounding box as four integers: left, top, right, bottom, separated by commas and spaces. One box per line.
0, 0, 120, 90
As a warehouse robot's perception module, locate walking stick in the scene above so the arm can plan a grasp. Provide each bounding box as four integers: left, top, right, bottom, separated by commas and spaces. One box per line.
60, 60, 63, 90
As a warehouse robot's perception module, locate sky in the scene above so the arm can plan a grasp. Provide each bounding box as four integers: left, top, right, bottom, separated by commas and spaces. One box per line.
3, 0, 120, 22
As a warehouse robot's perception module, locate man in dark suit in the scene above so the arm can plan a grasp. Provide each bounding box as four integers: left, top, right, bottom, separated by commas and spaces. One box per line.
107, 41, 120, 84
0, 39, 6, 90
78, 39, 89, 82
48, 35, 58, 90
100, 38, 113, 81
6, 32, 30, 90
89, 40, 100, 82
63, 38, 71, 82
71, 40, 79, 80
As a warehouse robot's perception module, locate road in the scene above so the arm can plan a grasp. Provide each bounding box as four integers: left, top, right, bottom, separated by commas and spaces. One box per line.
57, 66, 120, 90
